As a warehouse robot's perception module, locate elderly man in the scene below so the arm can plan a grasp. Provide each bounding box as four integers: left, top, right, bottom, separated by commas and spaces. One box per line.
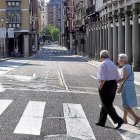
96, 50, 124, 129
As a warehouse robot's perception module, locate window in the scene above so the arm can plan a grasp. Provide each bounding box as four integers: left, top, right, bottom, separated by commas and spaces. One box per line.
8, 2, 11, 6
16, 2, 19, 6
8, 23, 20, 29
9, 24, 12, 28
17, 24, 20, 28
7, 1, 20, 7
13, 24, 15, 28
12, 2, 15, 6
8, 13, 21, 23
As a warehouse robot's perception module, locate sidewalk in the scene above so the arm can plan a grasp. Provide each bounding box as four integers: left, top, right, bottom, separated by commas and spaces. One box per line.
86, 59, 140, 86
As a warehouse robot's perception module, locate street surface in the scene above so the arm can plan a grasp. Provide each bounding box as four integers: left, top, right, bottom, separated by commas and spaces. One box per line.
0, 44, 139, 140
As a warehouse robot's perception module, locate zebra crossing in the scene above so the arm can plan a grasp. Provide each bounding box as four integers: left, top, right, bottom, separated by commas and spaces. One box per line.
0, 99, 139, 140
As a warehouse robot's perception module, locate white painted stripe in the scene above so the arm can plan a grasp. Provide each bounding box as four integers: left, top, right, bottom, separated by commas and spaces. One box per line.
87, 62, 99, 68
58, 65, 69, 91
63, 103, 96, 140
0, 100, 13, 115
14, 101, 46, 135
99, 105, 140, 140
91, 75, 98, 80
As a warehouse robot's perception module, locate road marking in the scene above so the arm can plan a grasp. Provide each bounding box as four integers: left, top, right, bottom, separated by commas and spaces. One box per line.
91, 75, 98, 80
14, 101, 46, 135
4, 75, 36, 82
0, 84, 6, 92
57, 70, 63, 86
99, 105, 140, 140
6, 88, 99, 94
0, 100, 13, 115
87, 62, 99, 68
58, 65, 69, 91
63, 103, 96, 140
135, 81, 140, 86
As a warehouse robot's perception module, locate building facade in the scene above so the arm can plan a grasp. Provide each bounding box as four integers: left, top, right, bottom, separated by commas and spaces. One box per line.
0, 0, 39, 58
38, 0, 47, 33
63, 0, 75, 51
72, 0, 140, 71
94, 0, 140, 71
47, 0, 61, 28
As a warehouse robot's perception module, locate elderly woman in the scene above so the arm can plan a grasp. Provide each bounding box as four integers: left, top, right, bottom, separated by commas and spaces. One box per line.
118, 54, 140, 126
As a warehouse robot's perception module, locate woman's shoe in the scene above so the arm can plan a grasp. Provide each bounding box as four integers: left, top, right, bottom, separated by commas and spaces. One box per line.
134, 117, 140, 126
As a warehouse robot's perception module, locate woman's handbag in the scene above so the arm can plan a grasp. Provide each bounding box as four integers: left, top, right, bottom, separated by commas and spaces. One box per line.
117, 83, 123, 93
117, 66, 132, 93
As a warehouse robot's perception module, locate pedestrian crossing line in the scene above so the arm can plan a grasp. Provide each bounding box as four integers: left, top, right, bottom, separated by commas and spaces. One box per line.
99, 105, 140, 140
63, 103, 96, 140
14, 101, 46, 135
0, 100, 13, 116
137, 107, 140, 110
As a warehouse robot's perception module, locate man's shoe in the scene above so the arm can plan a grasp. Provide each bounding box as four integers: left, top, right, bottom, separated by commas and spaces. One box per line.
95, 122, 105, 127
115, 120, 124, 129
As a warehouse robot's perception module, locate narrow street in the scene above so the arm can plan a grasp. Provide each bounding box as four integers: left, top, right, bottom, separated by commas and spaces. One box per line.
0, 44, 139, 140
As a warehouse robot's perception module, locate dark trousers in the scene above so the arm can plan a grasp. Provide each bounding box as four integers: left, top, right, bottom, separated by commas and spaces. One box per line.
98, 80, 123, 125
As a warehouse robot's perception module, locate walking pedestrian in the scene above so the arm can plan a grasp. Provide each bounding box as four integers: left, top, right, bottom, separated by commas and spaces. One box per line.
96, 50, 124, 129
117, 54, 140, 126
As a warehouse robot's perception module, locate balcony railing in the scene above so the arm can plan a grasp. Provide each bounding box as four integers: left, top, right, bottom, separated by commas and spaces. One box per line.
86, 5, 95, 16
104, 0, 119, 5
81, 7, 86, 17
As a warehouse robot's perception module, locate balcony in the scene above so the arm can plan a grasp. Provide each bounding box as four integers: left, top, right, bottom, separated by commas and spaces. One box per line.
86, 5, 95, 16
104, 0, 119, 5
81, 7, 86, 18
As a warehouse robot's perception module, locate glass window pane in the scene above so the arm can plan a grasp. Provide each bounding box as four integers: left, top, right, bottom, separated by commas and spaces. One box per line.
12, 2, 15, 6
16, 2, 19, 6
9, 24, 12, 28
8, 2, 11, 6
13, 24, 15, 28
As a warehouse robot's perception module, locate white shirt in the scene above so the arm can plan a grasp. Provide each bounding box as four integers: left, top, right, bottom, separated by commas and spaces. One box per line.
97, 58, 121, 81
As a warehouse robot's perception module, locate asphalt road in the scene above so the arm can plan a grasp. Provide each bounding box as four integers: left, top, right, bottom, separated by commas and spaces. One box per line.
0, 44, 139, 140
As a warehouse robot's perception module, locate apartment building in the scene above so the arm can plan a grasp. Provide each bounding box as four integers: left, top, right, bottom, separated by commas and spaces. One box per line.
47, 0, 61, 28
0, 0, 39, 57
38, 0, 47, 33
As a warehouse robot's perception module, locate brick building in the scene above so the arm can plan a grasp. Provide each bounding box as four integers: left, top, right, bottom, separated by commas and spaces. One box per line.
47, 0, 61, 28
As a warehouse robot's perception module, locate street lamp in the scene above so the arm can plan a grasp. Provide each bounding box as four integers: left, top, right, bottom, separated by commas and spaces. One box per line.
0, 16, 8, 58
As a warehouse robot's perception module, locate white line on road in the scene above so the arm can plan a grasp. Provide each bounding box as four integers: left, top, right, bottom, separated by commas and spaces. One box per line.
0, 100, 13, 115
90, 75, 98, 80
14, 101, 46, 135
57, 70, 63, 86
63, 103, 96, 140
99, 105, 140, 140
58, 65, 69, 91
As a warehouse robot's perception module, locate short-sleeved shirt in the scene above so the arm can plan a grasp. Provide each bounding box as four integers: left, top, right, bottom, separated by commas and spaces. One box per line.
97, 58, 121, 81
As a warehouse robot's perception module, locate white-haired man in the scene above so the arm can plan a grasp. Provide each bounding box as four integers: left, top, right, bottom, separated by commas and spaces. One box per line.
96, 50, 124, 129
